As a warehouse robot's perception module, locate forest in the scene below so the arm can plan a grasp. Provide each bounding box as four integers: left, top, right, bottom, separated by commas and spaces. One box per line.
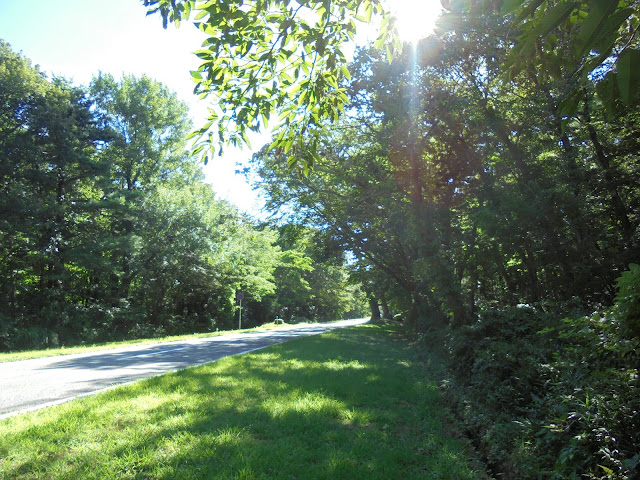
0, 40, 367, 350
238, 1, 640, 476
2, 0, 640, 477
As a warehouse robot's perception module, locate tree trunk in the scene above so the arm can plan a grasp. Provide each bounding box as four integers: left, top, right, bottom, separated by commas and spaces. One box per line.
369, 298, 381, 322
381, 295, 392, 320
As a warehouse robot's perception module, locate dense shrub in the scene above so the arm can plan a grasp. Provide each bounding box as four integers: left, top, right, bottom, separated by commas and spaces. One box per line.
443, 272, 640, 479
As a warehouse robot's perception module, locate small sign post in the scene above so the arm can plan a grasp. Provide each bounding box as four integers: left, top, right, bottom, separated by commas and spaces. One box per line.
237, 292, 244, 330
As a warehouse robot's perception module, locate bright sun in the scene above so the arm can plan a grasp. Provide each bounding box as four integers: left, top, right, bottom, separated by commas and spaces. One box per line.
389, 0, 444, 44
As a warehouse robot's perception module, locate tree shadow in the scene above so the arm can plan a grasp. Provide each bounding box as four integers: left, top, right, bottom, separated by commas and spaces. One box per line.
3, 326, 476, 479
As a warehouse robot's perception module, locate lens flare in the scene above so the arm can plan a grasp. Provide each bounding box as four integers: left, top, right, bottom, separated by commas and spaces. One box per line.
389, 0, 443, 44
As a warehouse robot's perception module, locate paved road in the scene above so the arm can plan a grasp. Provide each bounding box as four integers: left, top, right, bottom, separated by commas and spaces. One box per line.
0, 319, 367, 419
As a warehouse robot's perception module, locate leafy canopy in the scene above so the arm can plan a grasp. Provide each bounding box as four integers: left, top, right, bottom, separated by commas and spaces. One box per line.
495, 0, 640, 125
146, 0, 639, 160
143, 0, 395, 167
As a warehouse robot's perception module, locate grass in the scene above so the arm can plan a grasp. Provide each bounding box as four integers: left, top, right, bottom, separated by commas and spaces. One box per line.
0, 321, 301, 363
0, 324, 482, 479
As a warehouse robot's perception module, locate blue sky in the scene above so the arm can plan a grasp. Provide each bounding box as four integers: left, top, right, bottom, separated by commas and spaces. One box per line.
0, 0, 442, 215
0, 0, 269, 214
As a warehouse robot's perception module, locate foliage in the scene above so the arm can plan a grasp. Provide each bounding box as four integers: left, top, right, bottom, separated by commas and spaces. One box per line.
252, 33, 639, 328
443, 270, 640, 479
243, 224, 368, 325
90, 72, 198, 191
246, 3, 640, 477
615, 263, 640, 337
0, 42, 363, 351
3, 0, 640, 475
499, 0, 638, 88
446, 0, 640, 129
142, 0, 405, 165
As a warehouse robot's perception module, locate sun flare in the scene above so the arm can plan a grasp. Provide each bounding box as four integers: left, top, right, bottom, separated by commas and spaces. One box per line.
389, 0, 444, 44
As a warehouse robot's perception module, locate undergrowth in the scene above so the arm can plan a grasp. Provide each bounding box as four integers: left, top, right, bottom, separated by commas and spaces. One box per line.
433, 265, 640, 479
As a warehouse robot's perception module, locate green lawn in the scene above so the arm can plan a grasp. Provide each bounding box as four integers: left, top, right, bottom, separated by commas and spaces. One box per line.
0, 324, 482, 479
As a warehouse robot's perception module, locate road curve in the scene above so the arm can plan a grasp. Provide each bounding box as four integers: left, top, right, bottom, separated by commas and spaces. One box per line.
0, 319, 367, 419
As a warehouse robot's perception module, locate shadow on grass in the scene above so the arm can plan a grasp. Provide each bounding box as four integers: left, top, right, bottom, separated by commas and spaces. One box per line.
0, 325, 478, 480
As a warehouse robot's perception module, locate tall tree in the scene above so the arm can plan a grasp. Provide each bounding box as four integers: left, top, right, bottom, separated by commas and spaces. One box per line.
0, 41, 49, 322
0, 42, 109, 345
90, 73, 197, 192
89, 73, 197, 302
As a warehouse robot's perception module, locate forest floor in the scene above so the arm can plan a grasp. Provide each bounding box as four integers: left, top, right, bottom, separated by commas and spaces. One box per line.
0, 323, 484, 479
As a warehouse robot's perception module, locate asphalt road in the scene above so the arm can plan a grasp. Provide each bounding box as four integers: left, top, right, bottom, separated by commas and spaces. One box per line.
0, 319, 367, 419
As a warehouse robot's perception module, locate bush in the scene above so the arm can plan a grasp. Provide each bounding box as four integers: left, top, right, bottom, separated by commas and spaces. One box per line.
11, 326, 60, 351
446, 307, 559, 476
615, 263, 640, 338
442, 294, 640, 479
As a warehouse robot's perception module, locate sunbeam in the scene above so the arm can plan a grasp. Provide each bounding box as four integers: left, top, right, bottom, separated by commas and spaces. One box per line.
389, 0, 443, 44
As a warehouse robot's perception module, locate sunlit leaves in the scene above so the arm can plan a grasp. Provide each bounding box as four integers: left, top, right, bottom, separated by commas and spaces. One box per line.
143, 0, 394, 167
90, 73, 195, 191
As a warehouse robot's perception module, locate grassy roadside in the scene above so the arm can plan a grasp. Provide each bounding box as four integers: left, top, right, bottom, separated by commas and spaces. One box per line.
0, 323, 483, 479
0, 321, 306, 363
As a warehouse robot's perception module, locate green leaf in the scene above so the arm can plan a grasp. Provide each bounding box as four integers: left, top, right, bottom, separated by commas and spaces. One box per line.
298, 89, 307, 107
616, 48, 640, 104
515, 0, 546, 23
592, 7, 634, 53
558, 89, 582, 135
598, 465, 614, 475
595, 71, 619, 119
340, 65, 351, 81
355, 1, 373, 22
576, 0, 621, 57
533, 2, 579, 38
283, 137, 294, 154
501, 0, 526, 14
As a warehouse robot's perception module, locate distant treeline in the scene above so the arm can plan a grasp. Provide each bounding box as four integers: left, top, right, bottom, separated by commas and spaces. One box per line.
0, 40, 367, 351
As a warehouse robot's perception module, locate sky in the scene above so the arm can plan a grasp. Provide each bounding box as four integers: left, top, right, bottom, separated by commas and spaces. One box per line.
0, 0, 442, 215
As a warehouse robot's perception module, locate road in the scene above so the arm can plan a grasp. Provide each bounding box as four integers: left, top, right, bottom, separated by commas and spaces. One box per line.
0, 319, 367, 419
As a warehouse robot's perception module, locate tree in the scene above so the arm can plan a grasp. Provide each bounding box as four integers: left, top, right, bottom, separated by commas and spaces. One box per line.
0, 41, 49, 322
143, 0, 401, 163
89, 73, 197, 302
2, 44, 306, 348
270, 231, 315, 322
246, 17, 640, 475
503, 1, 638, 101
0, 42, 110, 347
265, 224, 362, 323
90, 73, 197, 192
442, 0, 640, 125
126, 183, 280, 333
251, 18, 639, 328
249, 117, 435, 328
